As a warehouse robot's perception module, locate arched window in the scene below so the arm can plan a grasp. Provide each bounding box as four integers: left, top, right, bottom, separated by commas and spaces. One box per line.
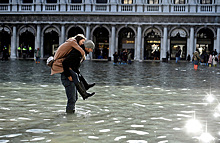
148, 0, 159, 4
97, 0, 107, 3
122, 0, 133, 4
174, 0, 185, 4
200, 0, 212, 4
47, 0, 57, 3
23, 0, 33, 3
0, 0, 9, 3
71, 0, 82, 3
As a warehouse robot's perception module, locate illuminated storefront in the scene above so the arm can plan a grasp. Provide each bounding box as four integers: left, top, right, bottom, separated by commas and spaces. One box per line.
144, 29, 161, 60
170, 29, 187, 60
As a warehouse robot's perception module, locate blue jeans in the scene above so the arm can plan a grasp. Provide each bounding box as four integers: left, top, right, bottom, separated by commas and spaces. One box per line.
61, 70, 79, 111
176, 57, 180, 63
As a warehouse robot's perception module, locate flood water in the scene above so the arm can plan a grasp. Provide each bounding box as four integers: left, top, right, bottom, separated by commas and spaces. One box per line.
1, 60, 220, 143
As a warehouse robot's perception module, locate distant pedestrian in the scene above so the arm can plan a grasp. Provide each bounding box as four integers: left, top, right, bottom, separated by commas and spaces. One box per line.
166, 51, 170, 62
193, 50, 201, 70
213, 55, 218, 67
2, 46, 9, 61
187, 54, 191, 62
208, 54, 213, 67
35, 48, 41, 63
127, 51, 132, 64
175, 46, 181, 63
113, 52, 118, 64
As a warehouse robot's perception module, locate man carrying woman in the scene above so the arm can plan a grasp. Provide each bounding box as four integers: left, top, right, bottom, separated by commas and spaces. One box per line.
50, 34, 95, 113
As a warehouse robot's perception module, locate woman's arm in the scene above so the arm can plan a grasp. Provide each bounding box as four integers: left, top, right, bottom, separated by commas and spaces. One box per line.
71, 39, 86, 60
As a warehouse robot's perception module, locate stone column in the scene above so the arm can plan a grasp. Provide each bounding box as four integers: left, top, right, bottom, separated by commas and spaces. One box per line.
110, 0, 117, 12
60, 0, 66, 11
216, 28, 220, 54
162, 0, 169, 12
35, 25, 41, 49
10, 26, 17, 59
189, 0, 196, 13
136, 25, 142, 61
110, 25, 116, 60
217, 0, 220, 13
162, 26, 168, 60
189, 27, 195, 57
60, 24, 65, 45
86, 24, 92, 59
85, 1, 92, 12
11, 0, 18, 12
136, 0, 143, 12
35, 0, 41, 11
86, 25, 91, 39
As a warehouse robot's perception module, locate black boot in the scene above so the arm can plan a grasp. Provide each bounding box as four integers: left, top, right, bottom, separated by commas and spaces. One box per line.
79, 74, 95, 90
75, 82, 95, 100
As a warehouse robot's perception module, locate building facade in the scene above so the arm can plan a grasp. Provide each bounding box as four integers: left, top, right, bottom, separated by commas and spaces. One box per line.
0, 0, 220, 61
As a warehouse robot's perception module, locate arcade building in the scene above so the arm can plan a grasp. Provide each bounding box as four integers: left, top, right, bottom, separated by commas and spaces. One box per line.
0, 0, 220, 61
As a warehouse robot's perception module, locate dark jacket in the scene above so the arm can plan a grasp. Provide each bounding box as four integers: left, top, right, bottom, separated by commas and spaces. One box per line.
62, 47, 84, 77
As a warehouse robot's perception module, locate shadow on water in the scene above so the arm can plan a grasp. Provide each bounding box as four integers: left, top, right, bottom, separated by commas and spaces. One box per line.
1, 59, 220, 143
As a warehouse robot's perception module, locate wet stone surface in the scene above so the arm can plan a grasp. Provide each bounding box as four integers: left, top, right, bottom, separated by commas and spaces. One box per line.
0, 59, 220, 143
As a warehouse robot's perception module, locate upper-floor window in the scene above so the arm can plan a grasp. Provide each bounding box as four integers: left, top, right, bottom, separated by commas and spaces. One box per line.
122, 0, 133, 4
148, 0, 159, 4
174, 0, 185, 4
23, 0, 33, 3
0, 0, 9, 3
47, 0, 57, 3
97, 0, 107, 3
200, 0, 212, 4
71, 0, 82, 3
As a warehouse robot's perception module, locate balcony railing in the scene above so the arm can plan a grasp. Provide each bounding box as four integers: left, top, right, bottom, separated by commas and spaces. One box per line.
0, 2, 219, 14
171, 4, 188, 12
118, 4, 135, 12
144, 4, 161, 12
43, 4, 59, 11
0, 4, 9, 11
198, 4, 215, 12
94, 4, 108, 11
19, 4, 34, 11
67, 4, 83, 11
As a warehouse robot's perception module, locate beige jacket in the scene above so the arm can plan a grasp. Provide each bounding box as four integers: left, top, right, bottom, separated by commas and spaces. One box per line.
51, 38, 85, 75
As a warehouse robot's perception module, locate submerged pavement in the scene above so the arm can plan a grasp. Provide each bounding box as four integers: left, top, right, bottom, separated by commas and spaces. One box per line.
0, 59, 220, 143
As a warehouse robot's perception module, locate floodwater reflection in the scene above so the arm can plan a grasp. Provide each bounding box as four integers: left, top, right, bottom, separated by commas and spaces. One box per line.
0, 60, 220, 142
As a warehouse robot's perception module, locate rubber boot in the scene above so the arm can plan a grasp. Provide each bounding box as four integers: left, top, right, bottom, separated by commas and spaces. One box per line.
75, 82, 95, 100
79, 74, 95, 90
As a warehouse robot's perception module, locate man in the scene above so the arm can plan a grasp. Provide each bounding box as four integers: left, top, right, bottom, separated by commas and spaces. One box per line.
51, 34, 95, 113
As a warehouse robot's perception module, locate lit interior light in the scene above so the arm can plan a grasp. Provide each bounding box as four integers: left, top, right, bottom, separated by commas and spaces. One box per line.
199, 132, 215, 143
185, 119, 202, 133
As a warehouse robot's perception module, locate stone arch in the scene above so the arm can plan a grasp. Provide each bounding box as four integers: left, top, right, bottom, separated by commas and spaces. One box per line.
169, 27, 189, 38
42, 25, 60, 36
18, 25, 36, 36
116, 25, 137, 36
0, 25, 12, 35
142, 26, 162, 37
91, 25, 110, 59
91, 25, 111, 37
195, 26, 216, 38
66, 25, 85, 38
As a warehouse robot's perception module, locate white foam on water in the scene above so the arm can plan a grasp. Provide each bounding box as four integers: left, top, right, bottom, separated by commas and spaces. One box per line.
114, 136, 126, 141
99, 129, 110, 132
125, 130, 149, 135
